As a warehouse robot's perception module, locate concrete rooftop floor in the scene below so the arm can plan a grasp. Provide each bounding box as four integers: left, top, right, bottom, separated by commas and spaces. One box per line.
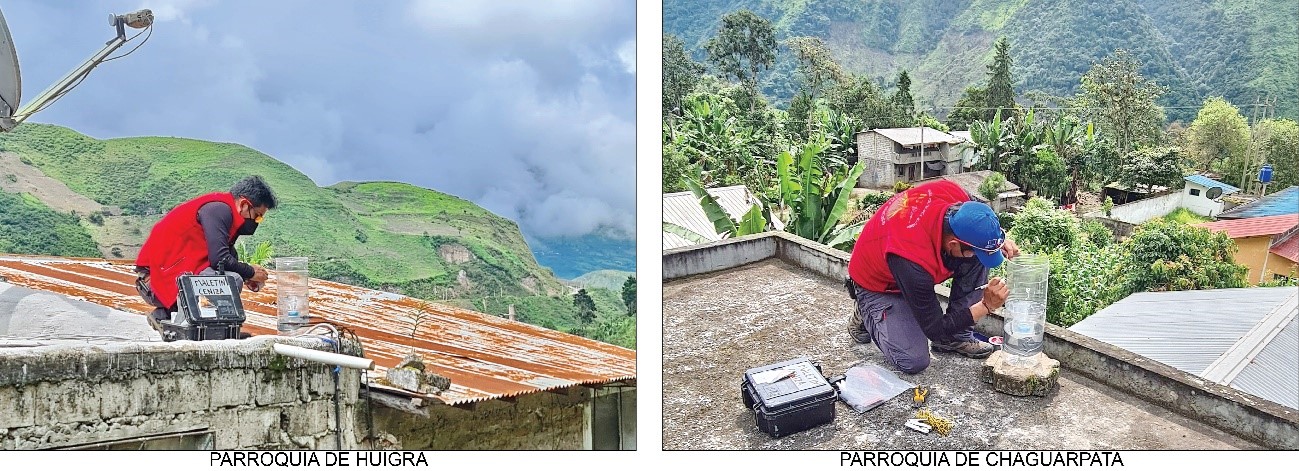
662, 259, 1260, 450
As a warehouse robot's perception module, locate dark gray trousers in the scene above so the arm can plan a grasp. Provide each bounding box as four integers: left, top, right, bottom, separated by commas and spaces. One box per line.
852, 287, 977, 374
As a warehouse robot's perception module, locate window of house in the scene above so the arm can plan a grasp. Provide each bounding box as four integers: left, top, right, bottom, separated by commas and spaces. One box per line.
896, 166, 906, 177
1189, 188, 1201, 196
1275, 274, 1292, 283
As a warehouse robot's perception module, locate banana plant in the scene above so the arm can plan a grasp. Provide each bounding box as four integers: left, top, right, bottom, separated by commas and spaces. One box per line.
775, 134, 866, 249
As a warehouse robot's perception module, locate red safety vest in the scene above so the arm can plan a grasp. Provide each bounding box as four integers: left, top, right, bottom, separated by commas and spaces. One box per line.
135, 192, 244, 308
847, 180, 970, 292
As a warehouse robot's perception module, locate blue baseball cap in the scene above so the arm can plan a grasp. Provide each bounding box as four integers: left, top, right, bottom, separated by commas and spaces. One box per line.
946, 202, 1006, 268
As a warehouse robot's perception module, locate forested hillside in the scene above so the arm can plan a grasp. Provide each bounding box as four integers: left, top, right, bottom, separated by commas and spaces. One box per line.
665, 0, 1297, 122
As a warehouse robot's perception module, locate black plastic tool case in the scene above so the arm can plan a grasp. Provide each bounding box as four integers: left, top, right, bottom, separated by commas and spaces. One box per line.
741, 357, 837, 438
162, 274, 246, 341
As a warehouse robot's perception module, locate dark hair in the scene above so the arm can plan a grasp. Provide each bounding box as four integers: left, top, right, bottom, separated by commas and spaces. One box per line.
231, 176, 278, 209
942, 202, 962, 238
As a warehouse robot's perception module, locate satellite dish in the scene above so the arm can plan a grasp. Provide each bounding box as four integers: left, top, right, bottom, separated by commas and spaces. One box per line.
1206, 187, 1223, 200
0, 7, 20, 125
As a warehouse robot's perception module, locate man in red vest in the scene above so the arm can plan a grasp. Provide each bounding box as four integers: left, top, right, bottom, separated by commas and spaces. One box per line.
134, 176, 278, 333
846, 179, 1019, 374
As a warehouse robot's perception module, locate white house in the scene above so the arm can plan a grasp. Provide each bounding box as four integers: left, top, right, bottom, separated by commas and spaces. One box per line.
1182, 174, 1241, 217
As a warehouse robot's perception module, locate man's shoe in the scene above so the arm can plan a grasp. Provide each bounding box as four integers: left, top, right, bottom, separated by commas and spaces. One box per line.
145, 314, 166, 336
932, 339, 995, 359
848, 309, 871, 344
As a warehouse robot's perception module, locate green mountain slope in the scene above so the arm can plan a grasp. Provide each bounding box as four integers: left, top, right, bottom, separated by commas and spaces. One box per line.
0, 123, 563, 300
665, 0, 1298, 122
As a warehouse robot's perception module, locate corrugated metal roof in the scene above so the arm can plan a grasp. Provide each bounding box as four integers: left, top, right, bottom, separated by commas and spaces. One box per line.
1229, 317, 1298, 410
1070, 287, 1298, 409
1217, 186, 1299, 219
1184, 174, 1241, 195
1195, 214, 1299, 239
662, 185, 783, 250
1271, 231, 1299, 263
0, 255, 635, 405
866, 127, 961, 146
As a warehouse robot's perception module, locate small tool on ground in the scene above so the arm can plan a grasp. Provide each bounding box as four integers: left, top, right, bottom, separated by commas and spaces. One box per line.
916, 408, 954, 436
911, 386, 928, 409
904, 418, 932, 434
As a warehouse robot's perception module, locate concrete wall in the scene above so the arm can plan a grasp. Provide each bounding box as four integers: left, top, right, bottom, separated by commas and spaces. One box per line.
1103, 191, 1183, 224
0, 337, 362, 450
369, 386, 635, 450
664, 232, 1299, 449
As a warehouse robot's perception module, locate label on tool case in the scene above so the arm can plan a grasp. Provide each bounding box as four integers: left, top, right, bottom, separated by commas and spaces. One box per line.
753, 361, 826, 402
191, 276, 233, 296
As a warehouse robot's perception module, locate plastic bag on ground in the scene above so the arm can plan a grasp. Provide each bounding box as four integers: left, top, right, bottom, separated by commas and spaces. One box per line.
836, 362, 915, 413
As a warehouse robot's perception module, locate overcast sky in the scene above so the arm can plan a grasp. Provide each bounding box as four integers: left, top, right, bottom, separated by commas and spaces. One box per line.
1, 0, 635, 240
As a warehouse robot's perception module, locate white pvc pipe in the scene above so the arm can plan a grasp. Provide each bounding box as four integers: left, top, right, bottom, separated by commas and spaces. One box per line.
273, 343, 374, 370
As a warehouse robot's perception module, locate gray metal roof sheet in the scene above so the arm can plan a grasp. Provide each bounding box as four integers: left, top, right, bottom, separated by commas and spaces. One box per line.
1070, 287, 1298, 409
867, 127, 961, 146
1229, 316, 1299, 410
662, 185, 782, 250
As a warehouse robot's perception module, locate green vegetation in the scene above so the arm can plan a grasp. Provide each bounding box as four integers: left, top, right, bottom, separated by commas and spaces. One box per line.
0, 123, 633, 348
664, 0, 1297, 122
0, 191, 100, 257
1161, 208, 1211, 225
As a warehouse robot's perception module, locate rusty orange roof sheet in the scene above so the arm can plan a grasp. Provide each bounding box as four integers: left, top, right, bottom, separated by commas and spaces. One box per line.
0, 255, 635, 405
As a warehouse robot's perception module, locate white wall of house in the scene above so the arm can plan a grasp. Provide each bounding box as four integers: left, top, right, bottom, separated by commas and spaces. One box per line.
1182, 182, 1227, 217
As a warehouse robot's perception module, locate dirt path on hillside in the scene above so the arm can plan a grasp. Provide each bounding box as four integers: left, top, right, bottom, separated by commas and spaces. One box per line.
0, 152, 108, 215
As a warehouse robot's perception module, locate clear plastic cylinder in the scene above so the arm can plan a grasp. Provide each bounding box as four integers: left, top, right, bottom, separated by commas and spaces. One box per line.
1002, 254, 1048, 367
274, 257, 310, 334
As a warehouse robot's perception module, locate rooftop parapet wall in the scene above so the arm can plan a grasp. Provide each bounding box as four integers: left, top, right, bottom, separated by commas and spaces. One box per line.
663, 233, 1299, 449
0, 336, 363, 450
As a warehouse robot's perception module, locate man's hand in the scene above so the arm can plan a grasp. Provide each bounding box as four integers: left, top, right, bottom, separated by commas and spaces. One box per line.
981, 277, 1009, 311
249, 264, 269, 283
1001, 238, 1021, 260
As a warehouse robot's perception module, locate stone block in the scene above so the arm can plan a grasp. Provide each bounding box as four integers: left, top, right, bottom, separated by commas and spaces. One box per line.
154, 373, 212, 415
287, 399, 333, 438
237, 408, 283, 449
0, 386, 35, 428
981, 350, 1061, 397
256, 369, 302, 406
34, 380, 99, 425
210, 369, 257, 409
208, 408, 242, 450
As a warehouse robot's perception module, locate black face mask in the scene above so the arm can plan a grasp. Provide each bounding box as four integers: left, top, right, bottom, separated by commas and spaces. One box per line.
237, 219, 259, 235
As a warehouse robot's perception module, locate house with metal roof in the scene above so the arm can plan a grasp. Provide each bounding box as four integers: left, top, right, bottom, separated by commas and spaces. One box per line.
855, 127, 965, 189
1195, 214, 1299, 285
1217, 186, 1299, 220
1182, 174, 1241, 217
1070, 287, 1298, 410
914, 169, 1026, 212
0, 255, 636, 450
662, 185, 784, 251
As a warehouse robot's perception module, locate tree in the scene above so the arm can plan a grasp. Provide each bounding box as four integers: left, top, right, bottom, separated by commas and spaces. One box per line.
979, 172, 1007, 203
621, 275, 637, 316
1186, 97, 1250, 182
1008, 197, 1079, 253
1042, 116, 1097, 206
984, 37, 1017, 123
1073, 50, 1166, 157
1118, 219, 1247, 295
946, 86, 987, 131
238, 240, 275, 266
1119, 146, 1183, 193
704, 10, 777, 111
891, 70, 915, 122
1253, 118, 1299, 192
663, 34, 705, 118
573, 288, 597, 324
785, 36, 845, 101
